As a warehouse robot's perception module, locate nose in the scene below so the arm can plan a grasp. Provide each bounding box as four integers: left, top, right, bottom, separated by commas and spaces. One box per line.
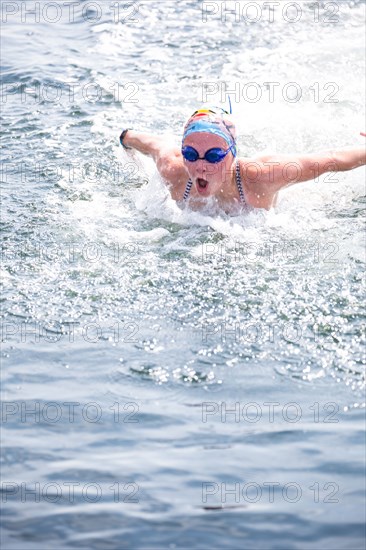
194, 159, 207, 174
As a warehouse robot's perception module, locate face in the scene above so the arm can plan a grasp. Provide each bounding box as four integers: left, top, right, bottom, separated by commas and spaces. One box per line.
182, 132, 235, 197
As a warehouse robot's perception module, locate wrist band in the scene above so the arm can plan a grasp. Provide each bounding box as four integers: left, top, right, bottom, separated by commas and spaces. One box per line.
120, 129, 132, 149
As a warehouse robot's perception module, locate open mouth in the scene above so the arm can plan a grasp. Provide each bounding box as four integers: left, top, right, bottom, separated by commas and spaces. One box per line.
197, 178, 209, 192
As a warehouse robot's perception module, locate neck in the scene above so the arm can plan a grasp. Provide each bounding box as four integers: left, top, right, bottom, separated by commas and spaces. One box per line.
216, 159, 237, 198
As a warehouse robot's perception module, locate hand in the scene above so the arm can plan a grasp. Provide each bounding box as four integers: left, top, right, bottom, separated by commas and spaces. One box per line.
120, 129, 132, 149
360, 132, 366, 137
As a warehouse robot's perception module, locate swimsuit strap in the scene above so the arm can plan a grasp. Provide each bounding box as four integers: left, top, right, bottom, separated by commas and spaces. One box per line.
183, 160, 245, 203
235, 160, 245, 203
183, 178, 193, 201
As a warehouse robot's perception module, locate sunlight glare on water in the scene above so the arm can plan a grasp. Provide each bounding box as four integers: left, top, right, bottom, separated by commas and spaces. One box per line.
1, 1, 365, 549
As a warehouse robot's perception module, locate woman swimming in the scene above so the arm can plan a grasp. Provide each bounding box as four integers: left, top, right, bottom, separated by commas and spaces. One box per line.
119, 108, 366, 212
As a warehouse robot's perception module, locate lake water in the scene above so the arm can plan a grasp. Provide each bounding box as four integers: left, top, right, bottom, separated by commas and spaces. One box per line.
1, 1, 365, 548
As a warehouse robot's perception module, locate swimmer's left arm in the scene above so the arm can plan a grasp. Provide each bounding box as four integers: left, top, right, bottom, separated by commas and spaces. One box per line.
326, 147, 366, 171
293, 147, 366, 184
255, 146, 366, 191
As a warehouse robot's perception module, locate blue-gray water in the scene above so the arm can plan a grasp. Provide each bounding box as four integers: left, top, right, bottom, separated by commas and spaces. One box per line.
1, 1, 365, 549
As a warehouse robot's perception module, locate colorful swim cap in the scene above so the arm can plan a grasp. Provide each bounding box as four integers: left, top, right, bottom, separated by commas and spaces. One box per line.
182, 107, 237, 151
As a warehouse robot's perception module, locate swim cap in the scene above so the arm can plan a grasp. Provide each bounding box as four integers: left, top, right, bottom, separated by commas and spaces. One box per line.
182, 107, 237, 150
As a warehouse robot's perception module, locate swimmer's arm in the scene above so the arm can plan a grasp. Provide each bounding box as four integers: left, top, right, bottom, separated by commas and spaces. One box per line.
122, 130, 178, 163
122, 130, 185, 184
255, 147, 366, 190
327, 147, 366, 171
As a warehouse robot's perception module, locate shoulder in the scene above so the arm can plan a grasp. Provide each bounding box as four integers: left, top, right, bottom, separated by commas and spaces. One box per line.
235, 156, 277, 209
156, 148, 188, 186
236, 156, 267, 182
237, 154, 298, 185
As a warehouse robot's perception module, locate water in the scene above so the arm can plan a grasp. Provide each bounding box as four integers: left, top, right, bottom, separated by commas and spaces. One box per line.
1, 1, 365, 548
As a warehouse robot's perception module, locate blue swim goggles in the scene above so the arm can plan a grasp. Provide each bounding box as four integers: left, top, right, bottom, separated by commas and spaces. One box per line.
182, 144, 236, 164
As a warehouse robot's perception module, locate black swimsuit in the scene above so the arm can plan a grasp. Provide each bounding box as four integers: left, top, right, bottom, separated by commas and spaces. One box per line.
182, 160, 246, 203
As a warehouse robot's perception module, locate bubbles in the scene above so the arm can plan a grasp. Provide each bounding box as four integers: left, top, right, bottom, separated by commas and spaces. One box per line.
2, 0, 364, 411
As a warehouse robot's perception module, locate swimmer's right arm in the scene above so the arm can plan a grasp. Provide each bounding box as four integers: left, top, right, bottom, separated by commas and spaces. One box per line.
121, 130, 177, 163
121, 130, 185, 185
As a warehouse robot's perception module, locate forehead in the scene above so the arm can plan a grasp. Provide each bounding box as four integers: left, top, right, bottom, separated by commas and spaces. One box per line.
182, 132, 228, 150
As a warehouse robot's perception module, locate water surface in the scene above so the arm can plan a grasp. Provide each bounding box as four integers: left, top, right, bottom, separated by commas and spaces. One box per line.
1, 1, 365, 548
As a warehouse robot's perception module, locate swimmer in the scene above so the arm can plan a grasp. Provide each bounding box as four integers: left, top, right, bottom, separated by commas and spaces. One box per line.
119, 108, 366, 212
